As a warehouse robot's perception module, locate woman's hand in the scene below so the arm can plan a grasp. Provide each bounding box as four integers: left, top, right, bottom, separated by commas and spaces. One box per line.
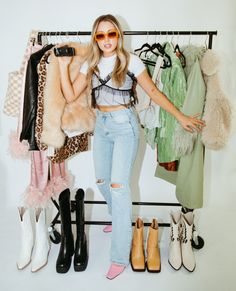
178, 113, 206, 133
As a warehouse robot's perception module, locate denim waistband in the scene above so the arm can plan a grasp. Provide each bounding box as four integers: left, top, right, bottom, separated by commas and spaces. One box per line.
95, 107, 135, 117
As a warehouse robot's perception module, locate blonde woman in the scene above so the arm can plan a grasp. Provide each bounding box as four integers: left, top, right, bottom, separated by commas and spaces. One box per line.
58, 14, 205, 279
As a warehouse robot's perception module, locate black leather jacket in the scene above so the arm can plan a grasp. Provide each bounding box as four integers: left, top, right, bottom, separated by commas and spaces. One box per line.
20, 44, 54, 150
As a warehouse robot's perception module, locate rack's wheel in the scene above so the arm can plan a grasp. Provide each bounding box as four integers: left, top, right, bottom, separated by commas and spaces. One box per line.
192, 231, 204, 250
48, 226, 61, 244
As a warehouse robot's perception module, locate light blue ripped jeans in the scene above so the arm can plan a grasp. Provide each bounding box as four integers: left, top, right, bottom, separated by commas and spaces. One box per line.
93, 108, 139, 266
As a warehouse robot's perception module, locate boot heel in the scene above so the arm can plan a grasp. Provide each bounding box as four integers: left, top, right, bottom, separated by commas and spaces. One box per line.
146, 261, 161, 273
130, 218, 146, 272
73, 188, 88, 272
146, 218, 161, 273
74, 257, 88, 272
168, 211, 182, 271
181, 212, 196, 272
130, 262, 146, 272
56, 188, 74, 274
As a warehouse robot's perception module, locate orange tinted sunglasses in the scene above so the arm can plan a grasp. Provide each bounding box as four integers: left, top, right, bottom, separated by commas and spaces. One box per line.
94, 30, 119, 41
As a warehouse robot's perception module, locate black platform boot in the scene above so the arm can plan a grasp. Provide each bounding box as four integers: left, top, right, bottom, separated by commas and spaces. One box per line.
56, 188, 74, 273
73, 188, 88, 271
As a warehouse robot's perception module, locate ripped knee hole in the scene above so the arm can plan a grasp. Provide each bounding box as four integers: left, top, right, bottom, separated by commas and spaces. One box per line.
96, 179, 105, 185
110, 183, 123, 188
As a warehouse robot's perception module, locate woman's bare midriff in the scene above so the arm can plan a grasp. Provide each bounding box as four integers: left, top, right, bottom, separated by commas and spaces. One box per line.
97, 104, 127, 112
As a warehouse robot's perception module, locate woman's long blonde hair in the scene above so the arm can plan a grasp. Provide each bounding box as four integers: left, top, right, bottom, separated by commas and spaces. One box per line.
87, 14, 130, 87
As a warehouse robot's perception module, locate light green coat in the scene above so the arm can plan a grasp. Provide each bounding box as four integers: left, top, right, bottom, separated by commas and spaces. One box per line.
157, 42, 187, 162
176, 57, 206, 209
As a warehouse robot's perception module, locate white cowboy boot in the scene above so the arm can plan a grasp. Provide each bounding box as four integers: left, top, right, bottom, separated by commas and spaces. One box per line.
168, 211, 182, 270
181, 212, 196, 272
31, 208, 50, 272
17, 207, 34, 270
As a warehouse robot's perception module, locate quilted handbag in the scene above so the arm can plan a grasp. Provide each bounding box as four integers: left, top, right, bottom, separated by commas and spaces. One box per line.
3, 30, 38, 117
3, 71, 24, 117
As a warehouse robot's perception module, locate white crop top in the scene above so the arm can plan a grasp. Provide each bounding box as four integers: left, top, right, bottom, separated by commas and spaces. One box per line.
80, 53, 145, 107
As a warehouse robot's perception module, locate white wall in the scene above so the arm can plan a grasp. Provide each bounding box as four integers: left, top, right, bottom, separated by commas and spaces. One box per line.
0, 0, 235, 220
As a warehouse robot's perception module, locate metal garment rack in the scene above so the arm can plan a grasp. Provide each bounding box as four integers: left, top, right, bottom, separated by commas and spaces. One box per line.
37, 30, 217, 49
38, 30, 217, 228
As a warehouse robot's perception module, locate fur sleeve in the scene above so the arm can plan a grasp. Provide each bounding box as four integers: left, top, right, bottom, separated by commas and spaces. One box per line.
200, 50, 232, 150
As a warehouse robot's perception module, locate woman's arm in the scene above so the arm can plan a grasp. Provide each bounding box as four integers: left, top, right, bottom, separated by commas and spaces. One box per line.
58, 57, 88, 103
137, 70, 205, 132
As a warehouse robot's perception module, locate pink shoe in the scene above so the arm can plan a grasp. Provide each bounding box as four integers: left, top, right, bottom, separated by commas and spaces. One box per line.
103, 225, 112, 233
106, 263, 126, 280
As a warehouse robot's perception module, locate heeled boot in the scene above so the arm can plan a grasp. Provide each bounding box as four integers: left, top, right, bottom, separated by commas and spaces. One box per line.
181, 212, 196, 272
130, 218, 145, 271
56, 188, 74, 273
181, 207, 205, 250
16, 207, 34, 270
31, 208, 50, 272
168, 211, 182, 270
146, 218, 161, 272
73, 188, 88, 271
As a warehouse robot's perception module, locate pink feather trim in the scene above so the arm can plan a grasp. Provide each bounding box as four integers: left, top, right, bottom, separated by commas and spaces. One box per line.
24, 172, 74, 207
24, 185, 51, 208
45, 172, 73, 200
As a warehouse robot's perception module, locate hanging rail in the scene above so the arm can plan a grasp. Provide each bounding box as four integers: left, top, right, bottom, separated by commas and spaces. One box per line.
37, 30, 217, 49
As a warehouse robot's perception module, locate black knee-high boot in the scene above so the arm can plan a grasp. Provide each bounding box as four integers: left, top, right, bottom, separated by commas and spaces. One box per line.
73, 188, 88, 271
56, 188, 74, 273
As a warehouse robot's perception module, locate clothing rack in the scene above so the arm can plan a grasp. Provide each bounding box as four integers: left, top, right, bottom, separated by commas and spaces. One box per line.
38, 30, 217, 232
37, 30, 217, 49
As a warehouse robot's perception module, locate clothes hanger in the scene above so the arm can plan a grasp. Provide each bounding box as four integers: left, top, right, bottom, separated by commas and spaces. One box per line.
151, 42, 165, 55
174, 44, 186, 68
134, 32, 152, 55
169, 31, 185, 68
135, 33, 172, 69
138, 33, 164, 57
138, 35, 164, 62
138, 41, 172, 69
142, 32, 172, 68
134, 42, 152, 54
151, 42, 172, 68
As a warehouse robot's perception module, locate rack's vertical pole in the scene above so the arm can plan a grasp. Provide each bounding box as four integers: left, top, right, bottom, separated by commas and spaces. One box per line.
208, 33, 213, 49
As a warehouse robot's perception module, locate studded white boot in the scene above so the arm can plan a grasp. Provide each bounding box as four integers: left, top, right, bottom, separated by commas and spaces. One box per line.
181, 212, 196, 272
168, 211, 182, 270
17, 207, 34, 270
31, 208, 50, 272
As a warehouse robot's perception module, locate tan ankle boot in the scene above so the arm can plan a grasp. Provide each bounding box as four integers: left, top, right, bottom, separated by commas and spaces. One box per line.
146, 218, 161, 273
130, 218, 145, 271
